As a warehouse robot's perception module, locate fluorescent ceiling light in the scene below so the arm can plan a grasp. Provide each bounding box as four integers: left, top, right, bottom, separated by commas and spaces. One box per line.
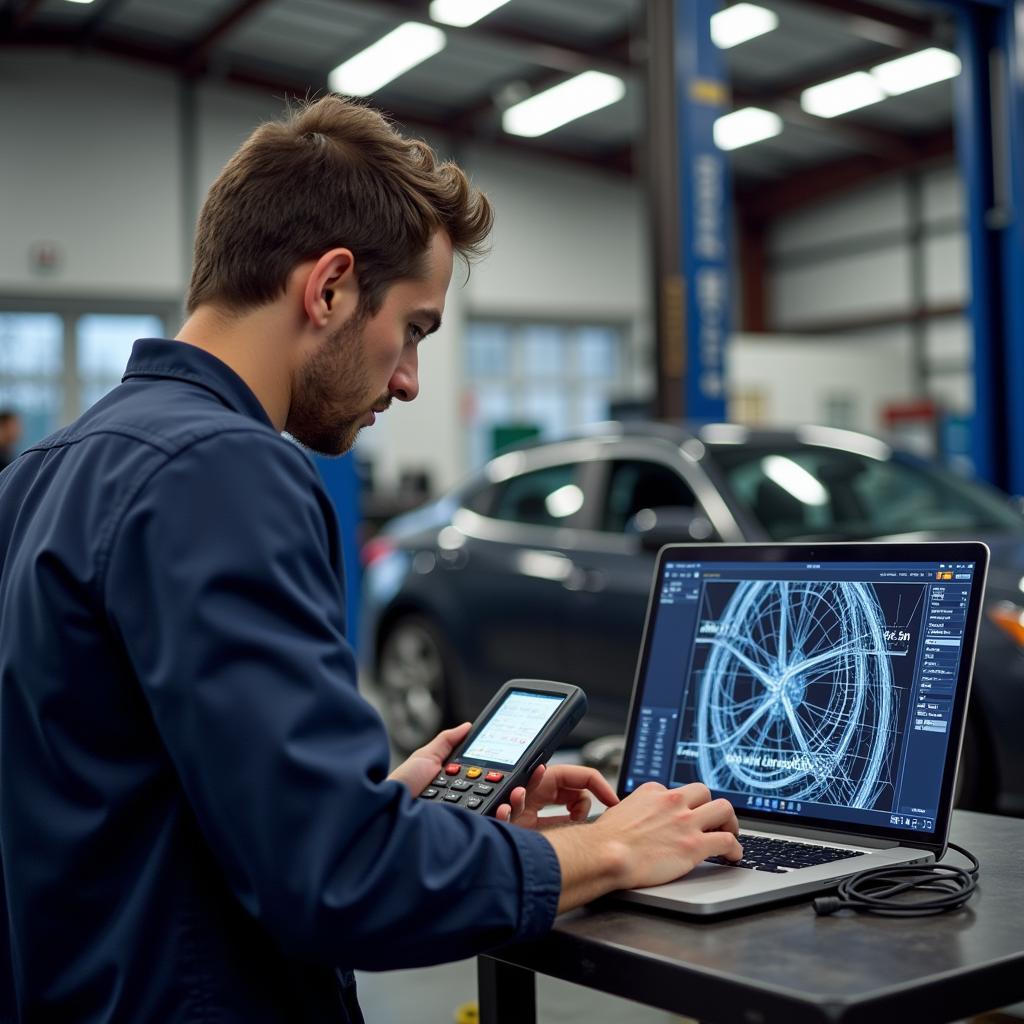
64, 0, 96, 4
714, 106, 782, 150
503, 71, 625, 138
711, 3, 779, 48
328, 22, 446, 97
800, 71, 885, 118
429, 0, 510, 27
802, 48, 961, 120
761, 456, 829, 506
871, 48, 961, 96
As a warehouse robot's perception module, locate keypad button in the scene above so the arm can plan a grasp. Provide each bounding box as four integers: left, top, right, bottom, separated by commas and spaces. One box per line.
450, 780, 472, 791
420, 787, 439, 799
465, 767, 483, 779
433, 773, 448, 786
466, 797, 483, 810
443, 791, 463, 803
472, 784, 494, 796
485, 771, 504, 783
445, 763, 461, 776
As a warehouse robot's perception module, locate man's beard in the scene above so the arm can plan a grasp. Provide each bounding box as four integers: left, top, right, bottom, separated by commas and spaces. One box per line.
286, 311, 386, 456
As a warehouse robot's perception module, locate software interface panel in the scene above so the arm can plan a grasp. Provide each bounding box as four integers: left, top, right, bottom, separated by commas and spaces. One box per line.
623, 559, 977, 836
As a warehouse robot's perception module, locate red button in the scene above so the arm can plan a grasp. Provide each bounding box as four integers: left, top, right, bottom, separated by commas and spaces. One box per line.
445, 763, 462, 776
485, 771, 504, 783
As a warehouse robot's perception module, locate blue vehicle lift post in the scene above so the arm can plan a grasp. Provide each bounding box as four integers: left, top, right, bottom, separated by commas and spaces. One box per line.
945, 0, 1023, 491
647, 0, 731, 424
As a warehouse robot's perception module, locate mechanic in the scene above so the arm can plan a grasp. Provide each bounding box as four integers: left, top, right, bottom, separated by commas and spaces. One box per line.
0, 409, 22, 472
0, 95, 742, 1023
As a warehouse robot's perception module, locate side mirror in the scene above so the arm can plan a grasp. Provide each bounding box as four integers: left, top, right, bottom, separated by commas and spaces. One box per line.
628, 506, 718, 552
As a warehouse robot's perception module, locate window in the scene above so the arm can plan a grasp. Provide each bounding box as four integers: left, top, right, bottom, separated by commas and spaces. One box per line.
465, 320, 627, 469
0, 302, 175, 450
491, 464, 582, 528
0, 313, 64, 445
712, 444, 1024, 540
601, 460, 697, 533
78, 314, 163, 408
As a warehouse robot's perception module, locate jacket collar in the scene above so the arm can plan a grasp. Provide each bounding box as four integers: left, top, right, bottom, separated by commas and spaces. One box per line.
122, 339, 275, 429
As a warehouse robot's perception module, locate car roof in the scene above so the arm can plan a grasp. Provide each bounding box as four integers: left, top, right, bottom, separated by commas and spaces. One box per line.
495, 420, 892, 456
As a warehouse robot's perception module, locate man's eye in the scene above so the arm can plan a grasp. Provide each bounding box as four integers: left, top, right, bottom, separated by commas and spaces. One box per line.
409, 325, 424, 342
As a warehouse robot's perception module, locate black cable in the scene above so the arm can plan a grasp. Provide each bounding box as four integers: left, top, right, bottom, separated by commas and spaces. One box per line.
812, 842, 979, 918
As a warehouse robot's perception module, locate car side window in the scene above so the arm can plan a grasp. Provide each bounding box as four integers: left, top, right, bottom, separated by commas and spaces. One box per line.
601, 460, 697, 533
490, 464, 582, 527
462, 482, 497, 516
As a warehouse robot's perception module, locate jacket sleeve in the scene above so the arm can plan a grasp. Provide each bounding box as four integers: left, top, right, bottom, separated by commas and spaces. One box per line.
101, 428, 561, 969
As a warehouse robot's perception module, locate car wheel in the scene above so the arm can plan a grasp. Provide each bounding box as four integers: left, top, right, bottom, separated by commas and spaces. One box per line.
377, 614, 453, 754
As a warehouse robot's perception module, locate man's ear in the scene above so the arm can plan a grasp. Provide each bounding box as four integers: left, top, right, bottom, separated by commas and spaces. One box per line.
301, 248, 358, 327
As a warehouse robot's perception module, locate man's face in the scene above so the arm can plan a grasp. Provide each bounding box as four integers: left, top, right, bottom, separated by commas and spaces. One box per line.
287, 231, 454, 456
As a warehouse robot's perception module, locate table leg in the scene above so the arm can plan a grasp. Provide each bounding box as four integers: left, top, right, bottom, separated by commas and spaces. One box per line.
477, 955, 537, 1024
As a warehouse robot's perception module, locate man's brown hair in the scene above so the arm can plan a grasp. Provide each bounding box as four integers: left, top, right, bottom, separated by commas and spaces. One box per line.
186, 95, 493, 315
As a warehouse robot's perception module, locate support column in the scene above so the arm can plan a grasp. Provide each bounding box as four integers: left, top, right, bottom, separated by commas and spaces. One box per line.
1000, 0, 1024, 493
646, 0, 731, 422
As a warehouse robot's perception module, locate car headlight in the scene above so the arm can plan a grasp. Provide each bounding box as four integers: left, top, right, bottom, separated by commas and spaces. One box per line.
987, 601, 1024, 648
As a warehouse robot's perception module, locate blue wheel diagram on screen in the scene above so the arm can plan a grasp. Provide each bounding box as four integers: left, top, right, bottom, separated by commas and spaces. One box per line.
695, 581, 896, 809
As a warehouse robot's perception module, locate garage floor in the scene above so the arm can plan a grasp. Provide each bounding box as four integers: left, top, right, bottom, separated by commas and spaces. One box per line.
355, 957, 680, 1022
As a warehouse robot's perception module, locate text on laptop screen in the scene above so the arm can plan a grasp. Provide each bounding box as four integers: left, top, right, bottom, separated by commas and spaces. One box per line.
622, 558, 978, 836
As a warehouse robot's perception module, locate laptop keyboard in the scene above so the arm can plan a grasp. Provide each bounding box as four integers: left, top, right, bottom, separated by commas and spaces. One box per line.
706, 833, 867, 874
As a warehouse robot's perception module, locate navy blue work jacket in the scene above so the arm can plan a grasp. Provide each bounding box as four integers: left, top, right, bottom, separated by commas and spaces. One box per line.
0, 339, 561, 1023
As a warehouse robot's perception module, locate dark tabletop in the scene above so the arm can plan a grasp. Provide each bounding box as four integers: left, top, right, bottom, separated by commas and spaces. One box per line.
488, 811, 1024, 1024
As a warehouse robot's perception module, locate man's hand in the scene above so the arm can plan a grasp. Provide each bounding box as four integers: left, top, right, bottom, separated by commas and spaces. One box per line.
496, 763, 619, 828
388, 722, 471, 796
545, 781, 743, 911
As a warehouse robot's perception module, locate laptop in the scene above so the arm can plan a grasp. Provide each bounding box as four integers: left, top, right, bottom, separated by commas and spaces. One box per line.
613, 541, 989, 917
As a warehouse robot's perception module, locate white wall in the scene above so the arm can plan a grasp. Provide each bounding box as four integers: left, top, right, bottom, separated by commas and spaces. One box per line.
729, 330, 916, 435
0, 51, 651, 491
0, 53, 184, 298
764, 166, 972, 420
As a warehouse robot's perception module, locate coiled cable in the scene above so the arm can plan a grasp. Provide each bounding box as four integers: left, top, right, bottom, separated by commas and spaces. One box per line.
812, 842, 979, 918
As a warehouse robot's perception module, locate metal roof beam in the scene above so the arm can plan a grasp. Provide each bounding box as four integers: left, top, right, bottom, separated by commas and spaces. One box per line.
183, 0, 271, 71
337, 0, 633, 76
736, 126, 954, 219
784, 0, 937, 49
0, 27, 629, 179
10, 0, 44, 32
78, 0, 132, 45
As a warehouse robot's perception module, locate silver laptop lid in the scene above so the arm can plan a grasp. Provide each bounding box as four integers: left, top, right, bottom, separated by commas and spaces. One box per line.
617, 542, 989, 854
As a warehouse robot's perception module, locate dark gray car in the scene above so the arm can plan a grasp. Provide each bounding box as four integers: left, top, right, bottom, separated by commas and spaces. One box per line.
361, 422, 1024, 813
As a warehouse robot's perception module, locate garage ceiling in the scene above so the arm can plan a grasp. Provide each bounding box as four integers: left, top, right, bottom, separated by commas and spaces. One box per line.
1, 0, 959, 216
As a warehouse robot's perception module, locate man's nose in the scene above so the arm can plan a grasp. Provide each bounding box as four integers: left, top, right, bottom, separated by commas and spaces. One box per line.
389, 349, 419, 403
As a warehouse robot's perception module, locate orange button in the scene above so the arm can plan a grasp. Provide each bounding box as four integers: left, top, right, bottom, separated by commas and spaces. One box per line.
445, 763, 461, 776
466, 767, 483, 779
485, 770, 504, 783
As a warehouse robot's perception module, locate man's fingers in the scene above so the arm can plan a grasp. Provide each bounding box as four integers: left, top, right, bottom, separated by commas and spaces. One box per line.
525, 764, 618, 808
702, 829, 744, 862
506, 786, 527, 821
678, 781, 712, 808
568, 794, 592, 821
692, 797, 740, 836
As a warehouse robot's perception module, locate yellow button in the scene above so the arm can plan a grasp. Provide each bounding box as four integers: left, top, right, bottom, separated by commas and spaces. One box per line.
465, 767, 483, 779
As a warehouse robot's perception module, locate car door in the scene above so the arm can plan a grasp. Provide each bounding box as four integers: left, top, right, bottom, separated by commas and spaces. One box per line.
559, 441, 741, 734
439, 442, 598, 702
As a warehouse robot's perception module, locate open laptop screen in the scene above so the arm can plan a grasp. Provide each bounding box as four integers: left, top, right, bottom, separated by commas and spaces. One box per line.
619, 543, 988, 843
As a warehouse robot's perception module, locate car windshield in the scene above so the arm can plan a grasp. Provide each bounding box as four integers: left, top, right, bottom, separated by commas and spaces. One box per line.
710, 444, 1024, 541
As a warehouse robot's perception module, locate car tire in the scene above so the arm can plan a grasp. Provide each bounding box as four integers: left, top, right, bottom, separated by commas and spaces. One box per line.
377, 614, 454, 754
